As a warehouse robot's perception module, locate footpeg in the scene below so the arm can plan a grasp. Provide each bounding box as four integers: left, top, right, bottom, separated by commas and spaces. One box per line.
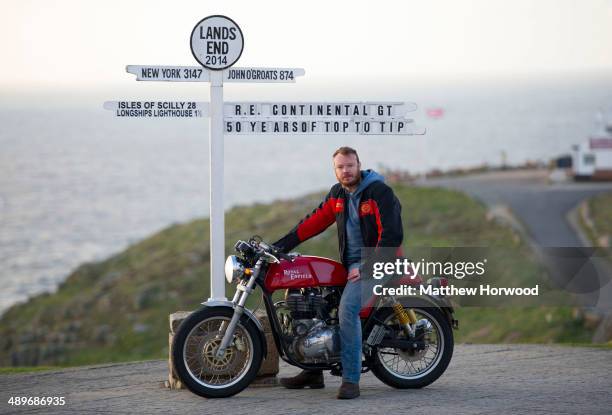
366, 324, 387, 346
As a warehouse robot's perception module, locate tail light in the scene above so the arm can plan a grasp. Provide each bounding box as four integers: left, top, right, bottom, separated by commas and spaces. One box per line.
427, 277, 448, 288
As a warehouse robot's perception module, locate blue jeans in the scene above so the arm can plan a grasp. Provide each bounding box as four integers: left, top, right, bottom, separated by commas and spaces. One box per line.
339, 268, 362, 384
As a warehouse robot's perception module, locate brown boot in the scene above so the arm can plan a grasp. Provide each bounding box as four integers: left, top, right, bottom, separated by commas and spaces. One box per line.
337, 381, 360, 399
279, 370, 325, 389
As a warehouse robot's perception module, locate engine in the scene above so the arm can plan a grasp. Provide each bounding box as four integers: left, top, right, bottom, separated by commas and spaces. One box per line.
278, 288, 342, 363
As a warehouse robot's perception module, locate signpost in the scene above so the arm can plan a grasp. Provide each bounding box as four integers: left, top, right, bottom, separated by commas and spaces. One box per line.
103, 101, 208, 118
222, 101, 422, 135
126, 65, 305, 83
190, 15, 245, 301
104, 15, 424, 301
223, 102, 416, 116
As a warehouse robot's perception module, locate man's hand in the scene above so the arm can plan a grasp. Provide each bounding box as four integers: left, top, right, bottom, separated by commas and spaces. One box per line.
347, 267, 360, 282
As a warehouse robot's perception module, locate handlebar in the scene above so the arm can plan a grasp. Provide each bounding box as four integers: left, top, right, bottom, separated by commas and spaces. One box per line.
276, 251, 295, 262
256, 241, 294, 262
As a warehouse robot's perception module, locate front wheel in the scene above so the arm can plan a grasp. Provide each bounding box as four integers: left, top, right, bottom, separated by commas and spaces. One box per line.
172, 306, 264, 398
370, 305, 454, 389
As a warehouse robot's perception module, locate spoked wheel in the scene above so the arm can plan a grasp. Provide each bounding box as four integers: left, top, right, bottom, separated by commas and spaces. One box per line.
172, 307, 264, 398
370, 306, 453, 388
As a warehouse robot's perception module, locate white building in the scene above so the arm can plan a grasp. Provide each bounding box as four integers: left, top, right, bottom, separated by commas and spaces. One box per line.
572, 123, 612, 180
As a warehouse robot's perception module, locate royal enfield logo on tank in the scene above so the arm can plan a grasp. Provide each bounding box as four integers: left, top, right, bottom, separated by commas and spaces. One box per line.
284, 269, 311, 280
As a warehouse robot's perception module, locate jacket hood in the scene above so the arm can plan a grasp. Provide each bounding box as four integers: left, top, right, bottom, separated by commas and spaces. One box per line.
351, 169, 385, 197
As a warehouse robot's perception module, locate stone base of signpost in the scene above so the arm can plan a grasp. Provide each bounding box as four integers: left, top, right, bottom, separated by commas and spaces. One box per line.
166, 309, 279, 390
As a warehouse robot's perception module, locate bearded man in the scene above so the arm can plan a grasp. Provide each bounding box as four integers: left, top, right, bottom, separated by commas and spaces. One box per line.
273, 146, 403, 399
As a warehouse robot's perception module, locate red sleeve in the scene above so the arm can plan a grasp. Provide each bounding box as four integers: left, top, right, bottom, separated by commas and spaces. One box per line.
273, 191, 338, 252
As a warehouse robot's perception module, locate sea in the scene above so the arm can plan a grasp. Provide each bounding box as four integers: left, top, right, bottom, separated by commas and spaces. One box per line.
1, 75, 612, 314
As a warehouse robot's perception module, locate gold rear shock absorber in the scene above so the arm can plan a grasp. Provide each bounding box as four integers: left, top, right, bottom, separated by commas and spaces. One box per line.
392, 301, 417, 337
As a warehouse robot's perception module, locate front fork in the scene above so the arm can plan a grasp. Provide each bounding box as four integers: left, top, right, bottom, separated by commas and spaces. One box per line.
214, 259, 262, 357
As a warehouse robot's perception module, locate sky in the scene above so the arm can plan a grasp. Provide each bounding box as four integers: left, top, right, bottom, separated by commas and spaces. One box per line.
1, 0, 612, 310
1, 0, 611, 98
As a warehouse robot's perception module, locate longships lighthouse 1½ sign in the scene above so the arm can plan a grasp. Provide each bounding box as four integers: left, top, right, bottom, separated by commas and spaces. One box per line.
103, 15, 425, 301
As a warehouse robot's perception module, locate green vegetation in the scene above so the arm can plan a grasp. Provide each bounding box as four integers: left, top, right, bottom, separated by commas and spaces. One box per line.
456, 307, 592, 344
0, 185, 596, 368
586, 192, 612, 246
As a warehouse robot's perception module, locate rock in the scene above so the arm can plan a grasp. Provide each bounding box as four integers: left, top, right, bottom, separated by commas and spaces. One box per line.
503, 331, 523, 342
132, 323, 150, 334
545, 312, 553, 323
0, 336, 12, 351
66, 321, 82, 332
169, 311, 192, 335
572, 307, 583, 321
99, 271, 122, 289
167, 333, 181, 390
583, 311, 603, 330
96, 294, 113, 312
254, 310, 279, 377
185, 252, 204, 265
19, 331, 37, 344
167, 372, 183, 390
593, 314, 612, 343
40, 344, 66, 361
469, 325, 493, 340
249, 375, 279, 387
93, 324, 112, 343
133, 285, 163, 310
11, 345, 39, 366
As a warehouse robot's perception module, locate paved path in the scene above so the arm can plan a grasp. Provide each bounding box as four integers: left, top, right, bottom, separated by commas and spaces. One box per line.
421, 169, 612, 311
421, 169, 612, 246
1, 345, 611, 415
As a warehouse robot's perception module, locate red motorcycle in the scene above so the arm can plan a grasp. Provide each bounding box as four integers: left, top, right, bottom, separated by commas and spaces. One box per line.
172, 237, 457, 398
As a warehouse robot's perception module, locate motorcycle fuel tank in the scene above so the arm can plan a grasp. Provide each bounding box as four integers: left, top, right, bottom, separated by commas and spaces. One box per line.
265, 255, 347, 291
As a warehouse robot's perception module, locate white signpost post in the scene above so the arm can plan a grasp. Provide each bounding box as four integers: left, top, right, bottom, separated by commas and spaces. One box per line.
104, 15, 424, 302
191, 15, 243, 302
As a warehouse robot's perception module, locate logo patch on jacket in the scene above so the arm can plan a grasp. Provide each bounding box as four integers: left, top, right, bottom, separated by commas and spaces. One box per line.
334, 199, 344, 212
360, 201, 372, 215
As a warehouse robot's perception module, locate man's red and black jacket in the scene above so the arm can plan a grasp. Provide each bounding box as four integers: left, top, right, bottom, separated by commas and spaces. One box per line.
273, 180, 403, 270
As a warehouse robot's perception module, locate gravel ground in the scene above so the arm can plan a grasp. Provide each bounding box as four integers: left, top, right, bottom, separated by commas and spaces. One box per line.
1, 344, 611, 415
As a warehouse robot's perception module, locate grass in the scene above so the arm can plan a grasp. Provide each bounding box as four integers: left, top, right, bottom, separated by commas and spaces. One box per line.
587, 193, 612, 246
454, 307, 591, 344
0, 184, 599, 368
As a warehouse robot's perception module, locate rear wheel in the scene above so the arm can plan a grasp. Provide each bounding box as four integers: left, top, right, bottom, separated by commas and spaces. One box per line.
172, 307, 264, 398
370, 306, 453, 388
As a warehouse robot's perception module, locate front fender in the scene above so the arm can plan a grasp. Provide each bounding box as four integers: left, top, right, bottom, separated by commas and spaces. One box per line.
200, 300, 268, 358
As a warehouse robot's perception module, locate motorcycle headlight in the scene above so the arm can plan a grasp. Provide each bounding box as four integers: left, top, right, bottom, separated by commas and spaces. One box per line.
225, 255, 244, 284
